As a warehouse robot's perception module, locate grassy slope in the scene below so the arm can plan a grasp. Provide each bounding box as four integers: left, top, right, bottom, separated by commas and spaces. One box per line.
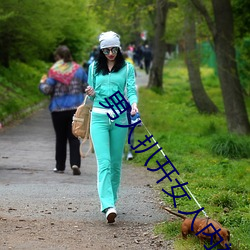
132, 59, 250, 250
0, 60, 50, 123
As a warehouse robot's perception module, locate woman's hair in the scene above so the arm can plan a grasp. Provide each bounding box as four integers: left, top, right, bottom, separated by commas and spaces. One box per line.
54, 45, 73, 63
95, 48, 126, 75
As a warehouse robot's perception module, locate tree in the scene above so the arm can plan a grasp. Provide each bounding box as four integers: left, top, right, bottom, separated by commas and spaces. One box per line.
232, 0, 250, 96
0, 0, 58, 66
232, 0, 250, 40
148, 0, 177, 89
184, 1, 218, 114
190, 0, 250, 134
91, 0, 155, 47
0, 0, 98, 66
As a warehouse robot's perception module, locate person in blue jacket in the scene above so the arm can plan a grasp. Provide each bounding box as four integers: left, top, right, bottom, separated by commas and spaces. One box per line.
85, 31, 138, 223
39, 45, 88, 176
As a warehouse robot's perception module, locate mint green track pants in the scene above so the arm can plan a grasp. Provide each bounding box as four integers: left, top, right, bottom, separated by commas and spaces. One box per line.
90, 111, 128, 212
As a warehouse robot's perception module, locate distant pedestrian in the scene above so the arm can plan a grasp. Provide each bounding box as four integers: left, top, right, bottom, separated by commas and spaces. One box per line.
143, 44, 152, 74
86, 46, 99, 71
39, 45, 88, 175
85, 31, 138, 223
134, 45, 144, 69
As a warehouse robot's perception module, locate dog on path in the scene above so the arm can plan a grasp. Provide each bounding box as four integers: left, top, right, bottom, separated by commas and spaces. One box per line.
162, 206, 230, 249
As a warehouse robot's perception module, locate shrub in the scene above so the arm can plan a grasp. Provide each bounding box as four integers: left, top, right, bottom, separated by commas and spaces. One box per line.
210, 134, 250, 158
210, 192, 237, 209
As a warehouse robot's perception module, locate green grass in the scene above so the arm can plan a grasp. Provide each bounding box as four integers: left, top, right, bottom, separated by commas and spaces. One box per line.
132, 58, 250, 249
0, 60, 50, 123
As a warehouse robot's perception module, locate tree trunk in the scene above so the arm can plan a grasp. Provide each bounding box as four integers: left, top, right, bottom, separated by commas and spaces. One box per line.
184, 4, 218, 114
212, 0, 250, 134
190, 0, 250, 134
147, 0, 169, 89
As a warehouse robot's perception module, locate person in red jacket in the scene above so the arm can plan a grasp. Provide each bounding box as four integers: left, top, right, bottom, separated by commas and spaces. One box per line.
39, 45, 88, 175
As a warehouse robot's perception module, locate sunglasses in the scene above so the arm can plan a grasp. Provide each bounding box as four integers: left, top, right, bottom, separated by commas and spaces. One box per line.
102, 47, 119, 55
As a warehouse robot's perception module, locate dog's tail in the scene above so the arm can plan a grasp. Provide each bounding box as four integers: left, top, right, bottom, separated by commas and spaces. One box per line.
161, 206, 187, 220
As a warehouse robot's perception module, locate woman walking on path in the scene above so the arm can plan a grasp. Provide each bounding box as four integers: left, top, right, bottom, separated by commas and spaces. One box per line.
39, 45, 88, 175
85, 31, 138, 223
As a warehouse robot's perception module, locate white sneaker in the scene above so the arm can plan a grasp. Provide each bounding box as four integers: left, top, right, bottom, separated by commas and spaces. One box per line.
105, 207, 117, 223
127, 152, 133, 160
53, 168, 64, 173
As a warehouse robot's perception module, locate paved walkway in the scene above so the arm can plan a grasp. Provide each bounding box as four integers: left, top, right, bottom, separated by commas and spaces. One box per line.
0, 70, 173, 249
0, 106, 164, 224
135, 68, 149, 88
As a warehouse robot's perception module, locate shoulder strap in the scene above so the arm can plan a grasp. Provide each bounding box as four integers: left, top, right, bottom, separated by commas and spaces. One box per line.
124, 62, 129, 97
92, 61, 95, 88
79, 106, 94, 158
78, 94, 93, 158
126, 62, 129, 88
79, 135, 94, 158
83, 94, 88, 105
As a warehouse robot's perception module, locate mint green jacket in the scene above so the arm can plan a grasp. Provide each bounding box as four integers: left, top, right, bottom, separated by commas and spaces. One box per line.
87, 62, 138, 108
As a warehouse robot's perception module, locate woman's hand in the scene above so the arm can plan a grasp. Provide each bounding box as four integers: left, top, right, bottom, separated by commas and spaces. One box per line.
85, 86, 96, 97
130, 103, 138, 116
